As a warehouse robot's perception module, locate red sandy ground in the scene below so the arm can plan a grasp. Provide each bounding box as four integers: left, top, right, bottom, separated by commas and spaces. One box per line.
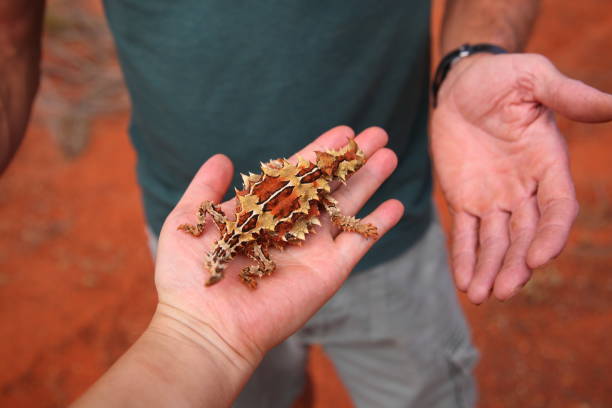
1, 1, 612, 407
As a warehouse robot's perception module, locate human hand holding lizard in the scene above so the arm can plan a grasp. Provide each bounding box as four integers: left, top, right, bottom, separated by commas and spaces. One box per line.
72, 126, 403, 408
155, 125, 402, 366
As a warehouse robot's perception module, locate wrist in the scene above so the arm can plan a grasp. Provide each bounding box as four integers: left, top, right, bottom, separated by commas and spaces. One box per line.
148, 302, 257, 379
135, 304, 257, 406
432, 44, 508, 108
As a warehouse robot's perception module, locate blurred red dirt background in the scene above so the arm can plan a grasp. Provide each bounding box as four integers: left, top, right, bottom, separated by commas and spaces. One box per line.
1, 1, 611, 407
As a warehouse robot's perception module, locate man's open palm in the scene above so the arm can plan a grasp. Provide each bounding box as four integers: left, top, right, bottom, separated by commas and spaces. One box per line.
432, 53, 612, 304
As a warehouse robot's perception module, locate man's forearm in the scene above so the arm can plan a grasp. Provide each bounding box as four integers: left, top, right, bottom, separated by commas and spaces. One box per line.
0, 1, 45, 173
440, 0, 540, 55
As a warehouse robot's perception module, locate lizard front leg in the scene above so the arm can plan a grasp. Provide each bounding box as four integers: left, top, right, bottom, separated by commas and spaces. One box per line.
178, 200, 227, 236
240, 244, 276, 289
322, 195, 378, 239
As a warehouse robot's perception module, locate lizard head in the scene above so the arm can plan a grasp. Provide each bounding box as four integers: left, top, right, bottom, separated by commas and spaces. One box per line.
315, 138, 365, 182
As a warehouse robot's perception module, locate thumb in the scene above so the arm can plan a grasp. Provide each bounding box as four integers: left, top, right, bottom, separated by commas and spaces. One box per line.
535, 58, 612, 123
175, 154, 234, 209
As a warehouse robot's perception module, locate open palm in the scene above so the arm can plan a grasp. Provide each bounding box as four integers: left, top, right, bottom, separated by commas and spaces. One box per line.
432, 53, 612, 304
152, 126, 403, 365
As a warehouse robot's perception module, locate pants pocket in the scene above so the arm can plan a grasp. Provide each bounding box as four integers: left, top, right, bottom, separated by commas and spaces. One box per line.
444, 343, 479, 408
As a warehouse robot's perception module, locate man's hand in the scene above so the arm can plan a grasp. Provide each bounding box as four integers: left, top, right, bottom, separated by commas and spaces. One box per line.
431, 53, 612, 304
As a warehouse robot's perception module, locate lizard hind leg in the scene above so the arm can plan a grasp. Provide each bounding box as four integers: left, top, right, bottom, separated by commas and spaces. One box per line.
177, 200, 228, 236
322, 195, 378, 239
204, 252, 227, 286
239, 244, 276, 289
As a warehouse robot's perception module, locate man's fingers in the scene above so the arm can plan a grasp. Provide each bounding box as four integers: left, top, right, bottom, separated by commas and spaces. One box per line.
175, 154, 234, 209
451, 212, 479, 292
467, 212, 510, 304
526, 198, 577, 268
335, 200, 404, 272
527, 196, 578, 267
493, 198, 539, 300
536, 57, 612, 123
527, 166, 578, 269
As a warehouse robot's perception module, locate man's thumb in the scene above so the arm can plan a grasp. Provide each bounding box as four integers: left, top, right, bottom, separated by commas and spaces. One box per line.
535, 57, 612, 123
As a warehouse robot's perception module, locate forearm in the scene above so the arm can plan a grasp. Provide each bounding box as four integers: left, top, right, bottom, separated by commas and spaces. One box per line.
440, 0, 540, 55
72, 305, 256, 408
0, 1, 45, 173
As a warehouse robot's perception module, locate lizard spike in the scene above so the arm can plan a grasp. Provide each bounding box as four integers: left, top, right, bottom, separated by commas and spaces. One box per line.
241, 173, 250, 187
297, 156, 309, 167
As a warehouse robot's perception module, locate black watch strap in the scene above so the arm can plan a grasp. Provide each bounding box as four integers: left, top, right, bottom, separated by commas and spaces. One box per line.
431, 43, 509, 108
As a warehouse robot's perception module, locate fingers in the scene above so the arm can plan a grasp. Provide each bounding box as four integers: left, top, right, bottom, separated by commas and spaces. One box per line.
335, 200, 405, 272
467, 212, 511, 304
175, 154, 234, 209
457, 177, 576, 304
290, 126, 389, 163
451, 212, 479, 292
217, 126, 389, 214
328, 147, 398, 224
535, 57, 612, 123
289, 125, 355, 163
348, 126, 390, 160
290, 126, 392, 236
323, 129, 400, 271
493, 199, 538, 300
455, 178, 576, 304
527, 166, 579, 269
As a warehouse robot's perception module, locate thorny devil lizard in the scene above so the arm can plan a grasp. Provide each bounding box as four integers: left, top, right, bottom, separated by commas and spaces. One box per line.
178, 138, 378, 288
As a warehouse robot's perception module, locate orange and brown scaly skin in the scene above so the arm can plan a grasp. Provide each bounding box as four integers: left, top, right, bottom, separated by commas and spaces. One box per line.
178, 138, 377, 288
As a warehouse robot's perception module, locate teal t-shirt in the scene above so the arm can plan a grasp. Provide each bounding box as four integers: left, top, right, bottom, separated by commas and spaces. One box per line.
103, 1, 433, 273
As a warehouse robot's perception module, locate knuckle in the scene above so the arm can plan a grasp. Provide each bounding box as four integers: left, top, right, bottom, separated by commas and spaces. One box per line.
526, 53, 555, 70
479, 234, 509, 249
